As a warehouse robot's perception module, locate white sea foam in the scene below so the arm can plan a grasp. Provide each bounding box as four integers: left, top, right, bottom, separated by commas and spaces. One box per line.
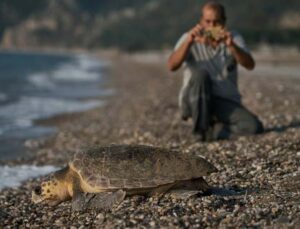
29, 73, 56, 89
0, 97, 103, 135
54, 54, 104, 82
0, 165, 58, 190
0, 97, 102, 120
76, 54, 108, 70
52, 65, 100, 82
28, 55, 104, 88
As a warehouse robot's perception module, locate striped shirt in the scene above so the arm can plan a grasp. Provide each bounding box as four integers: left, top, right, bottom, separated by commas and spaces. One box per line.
175, 31, 250, 103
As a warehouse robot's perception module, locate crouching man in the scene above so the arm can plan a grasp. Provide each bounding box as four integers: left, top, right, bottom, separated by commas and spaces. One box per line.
168, 1, 263, 141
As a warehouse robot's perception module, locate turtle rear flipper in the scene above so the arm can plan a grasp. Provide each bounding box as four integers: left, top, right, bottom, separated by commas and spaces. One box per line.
72, 190, 126, 211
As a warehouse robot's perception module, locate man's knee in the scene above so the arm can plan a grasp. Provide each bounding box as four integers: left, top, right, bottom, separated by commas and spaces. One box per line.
255, 119, 264, 134
238, 116, 264, 135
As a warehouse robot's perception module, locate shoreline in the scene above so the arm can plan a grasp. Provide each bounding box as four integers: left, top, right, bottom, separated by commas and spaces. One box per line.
0, 50, 113, 163
1, 49, 300, 227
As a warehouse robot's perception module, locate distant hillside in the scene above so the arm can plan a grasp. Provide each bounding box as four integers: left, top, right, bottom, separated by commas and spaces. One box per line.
1, 0, 300, 51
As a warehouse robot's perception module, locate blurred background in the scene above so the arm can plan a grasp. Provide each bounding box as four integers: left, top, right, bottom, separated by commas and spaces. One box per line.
0, 0, 299, 187
0, 0, 300, 51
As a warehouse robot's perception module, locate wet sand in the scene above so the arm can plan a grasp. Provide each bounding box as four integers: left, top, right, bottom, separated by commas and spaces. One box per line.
1, 51, 300, 228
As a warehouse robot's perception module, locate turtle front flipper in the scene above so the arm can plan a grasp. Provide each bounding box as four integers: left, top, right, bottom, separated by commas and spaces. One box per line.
87, 190, 126, 210
168, 178, 210, 200
72, 190, 126, 211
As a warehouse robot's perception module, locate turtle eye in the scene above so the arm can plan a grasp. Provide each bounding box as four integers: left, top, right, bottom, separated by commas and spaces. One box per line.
34, 186, 42, 195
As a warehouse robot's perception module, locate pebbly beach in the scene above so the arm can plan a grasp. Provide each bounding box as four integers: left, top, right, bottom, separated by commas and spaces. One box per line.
0, 49, 300, 228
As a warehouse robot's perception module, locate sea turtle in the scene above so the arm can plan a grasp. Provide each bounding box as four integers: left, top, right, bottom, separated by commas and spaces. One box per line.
32, 144, 217, 211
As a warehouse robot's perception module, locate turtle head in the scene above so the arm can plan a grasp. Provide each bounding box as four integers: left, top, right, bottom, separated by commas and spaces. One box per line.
32, 173, 70, 206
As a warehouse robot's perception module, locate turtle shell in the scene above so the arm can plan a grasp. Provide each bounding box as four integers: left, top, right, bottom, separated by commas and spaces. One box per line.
70, 144, 217, 190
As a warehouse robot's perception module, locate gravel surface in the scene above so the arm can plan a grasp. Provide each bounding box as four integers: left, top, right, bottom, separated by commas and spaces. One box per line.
1, 52, 300, 228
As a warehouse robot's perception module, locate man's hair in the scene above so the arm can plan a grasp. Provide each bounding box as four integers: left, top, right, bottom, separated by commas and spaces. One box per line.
202, 1, 226, 23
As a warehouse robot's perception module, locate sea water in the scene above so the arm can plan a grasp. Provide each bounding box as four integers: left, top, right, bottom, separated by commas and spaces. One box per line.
0, 51, 111, 160
0, 165, 59, 190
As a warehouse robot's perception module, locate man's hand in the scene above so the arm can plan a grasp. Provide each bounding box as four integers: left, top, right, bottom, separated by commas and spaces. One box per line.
167, 24, 210, 71
220, 28, 255, 70
221, 29, 234, 47
168, 25, 202, 71
187, 24, 210, 45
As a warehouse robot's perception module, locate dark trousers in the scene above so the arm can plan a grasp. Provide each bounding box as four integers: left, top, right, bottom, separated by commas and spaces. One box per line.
180, 68, 264, 140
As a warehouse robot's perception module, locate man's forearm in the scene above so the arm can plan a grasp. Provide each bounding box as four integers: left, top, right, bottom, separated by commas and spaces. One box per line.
229, 43, 255, 70
167, 39, 192, 71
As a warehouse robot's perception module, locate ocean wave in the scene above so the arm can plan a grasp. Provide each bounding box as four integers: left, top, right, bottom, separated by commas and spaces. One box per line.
28, 73, 56, 89
52, 64, 101, 82
0, 96, 103, 135
0, 96, 103, 119
28, 54, 104, 89
0, 165, 58, 190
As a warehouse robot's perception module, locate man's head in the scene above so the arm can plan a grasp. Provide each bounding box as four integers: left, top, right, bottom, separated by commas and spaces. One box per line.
200, 1, 226, 28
